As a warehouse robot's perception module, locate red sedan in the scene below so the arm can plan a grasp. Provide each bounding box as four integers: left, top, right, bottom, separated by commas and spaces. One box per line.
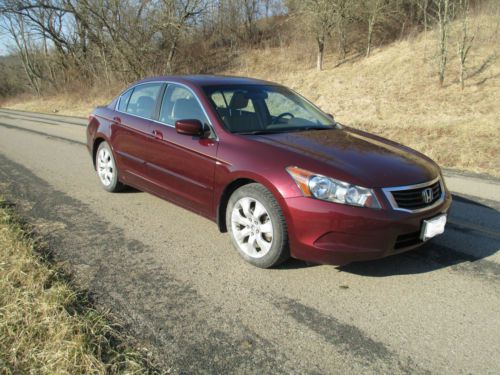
87, 75, 451, 268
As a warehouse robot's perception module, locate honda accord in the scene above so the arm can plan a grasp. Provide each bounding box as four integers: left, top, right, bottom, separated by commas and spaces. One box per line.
86, 75, 451, 268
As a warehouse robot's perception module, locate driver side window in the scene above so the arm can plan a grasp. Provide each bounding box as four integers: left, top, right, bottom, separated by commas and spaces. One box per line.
159, 84, 208, 125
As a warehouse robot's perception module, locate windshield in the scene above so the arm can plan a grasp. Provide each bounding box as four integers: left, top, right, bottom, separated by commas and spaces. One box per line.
203, 84, 337, 134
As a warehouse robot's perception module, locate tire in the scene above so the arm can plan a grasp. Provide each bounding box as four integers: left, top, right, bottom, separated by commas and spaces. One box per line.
95, 141, 125, 192
226, 183, 289, 268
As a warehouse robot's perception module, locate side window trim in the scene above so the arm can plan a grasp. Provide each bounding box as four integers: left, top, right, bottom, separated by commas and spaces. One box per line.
115, 81, 165, 117
117, 88, 134, 113
115, 82, 163, 120
124, 89, 134, 112
158, 83, 209, 127
153, 83, 168, 121
158, 83, 172, 126
115, 80, 218, 140
157, 83, 218, 140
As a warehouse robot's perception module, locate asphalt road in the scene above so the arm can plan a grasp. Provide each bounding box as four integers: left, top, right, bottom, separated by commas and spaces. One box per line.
0, 108, 499, 374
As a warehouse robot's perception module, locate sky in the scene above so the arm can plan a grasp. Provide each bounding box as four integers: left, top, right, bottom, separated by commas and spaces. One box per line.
0, 40, 11, 56
0, 26, 13, 56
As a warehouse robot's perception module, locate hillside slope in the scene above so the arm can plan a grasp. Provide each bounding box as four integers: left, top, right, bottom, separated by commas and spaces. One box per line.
3, 14, 499, 176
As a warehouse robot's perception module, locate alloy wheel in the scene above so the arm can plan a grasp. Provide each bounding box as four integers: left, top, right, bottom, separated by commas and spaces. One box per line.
231, 197, 274, 258
97, 147, 114, 187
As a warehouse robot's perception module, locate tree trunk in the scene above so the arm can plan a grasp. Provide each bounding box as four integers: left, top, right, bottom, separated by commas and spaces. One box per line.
457, 0, 473, 90
317, 37, 325, 71
459, 61, 465, 90
338, 22, 347, 60
166, 32, 179, 74
437, 0, 450, 87
366, 15, 375, 57
423, 0, 428, 32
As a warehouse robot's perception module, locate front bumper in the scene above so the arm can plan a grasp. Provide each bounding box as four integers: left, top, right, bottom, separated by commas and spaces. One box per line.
284, 192, 452, 265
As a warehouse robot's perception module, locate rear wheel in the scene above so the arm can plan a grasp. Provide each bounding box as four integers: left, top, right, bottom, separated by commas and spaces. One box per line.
95, 141, 125, 192
226, 183, 289, 268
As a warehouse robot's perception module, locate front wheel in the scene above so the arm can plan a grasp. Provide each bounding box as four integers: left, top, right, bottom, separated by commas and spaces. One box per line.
226, 183, 289, 268
95, 141, 125, 192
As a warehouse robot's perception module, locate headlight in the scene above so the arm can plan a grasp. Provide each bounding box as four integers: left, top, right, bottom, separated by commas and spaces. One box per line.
286, 166, 381, 209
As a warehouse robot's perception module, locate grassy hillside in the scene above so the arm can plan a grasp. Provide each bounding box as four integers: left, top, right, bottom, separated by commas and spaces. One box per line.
3, 13, 499, 177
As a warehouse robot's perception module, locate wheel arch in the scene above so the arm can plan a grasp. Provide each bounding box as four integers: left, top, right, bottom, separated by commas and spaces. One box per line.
216, 174, 290, 233
92, 137, 106, 169
217, 178, 256, 232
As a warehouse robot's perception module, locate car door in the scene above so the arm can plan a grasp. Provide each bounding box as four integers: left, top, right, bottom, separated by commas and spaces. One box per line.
147, 83, 218, 218
111, 82, 164, 188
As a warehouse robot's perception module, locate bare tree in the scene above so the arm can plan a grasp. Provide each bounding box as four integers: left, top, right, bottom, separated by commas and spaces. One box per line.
1, 13, 43, 95
289, 0, 339, 71
456, 0, 474, 90
241, 0, 259, 41
160, 0, 206, 73
432, 0, 452, 86
363, 0, 393, 57
421, 0, 430, 31
336, 0, 352, 60
3, 0, 488, 99
0, 54, 27, 98
413, 0, 430, 32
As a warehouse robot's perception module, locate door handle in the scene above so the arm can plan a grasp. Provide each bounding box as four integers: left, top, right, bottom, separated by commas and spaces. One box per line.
113, 116, 121, 124
152, 129, 163, 140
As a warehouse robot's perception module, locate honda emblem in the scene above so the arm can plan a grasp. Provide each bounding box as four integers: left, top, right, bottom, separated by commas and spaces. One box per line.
422, 188, 433, 204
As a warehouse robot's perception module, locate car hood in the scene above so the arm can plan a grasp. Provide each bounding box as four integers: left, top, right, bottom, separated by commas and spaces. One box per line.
249, 128, 440, 188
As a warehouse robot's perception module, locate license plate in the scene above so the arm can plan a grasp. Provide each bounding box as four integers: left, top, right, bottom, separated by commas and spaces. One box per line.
420, 214, 447, 241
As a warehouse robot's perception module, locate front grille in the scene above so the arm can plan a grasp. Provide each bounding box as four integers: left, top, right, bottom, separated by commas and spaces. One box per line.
385, 179, 443, 212
394, 231, 422, 250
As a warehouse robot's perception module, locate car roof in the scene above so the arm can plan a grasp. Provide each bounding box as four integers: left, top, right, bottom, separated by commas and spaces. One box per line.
135, 75, 279, 87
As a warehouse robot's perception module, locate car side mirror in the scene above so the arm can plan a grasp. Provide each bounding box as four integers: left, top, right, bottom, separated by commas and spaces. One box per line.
175, 119, 204, 137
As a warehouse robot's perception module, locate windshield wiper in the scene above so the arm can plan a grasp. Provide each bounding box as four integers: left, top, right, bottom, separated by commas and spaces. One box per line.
234, 129, 286, 135
289, 126, 332, 132
235, 126, 334, 135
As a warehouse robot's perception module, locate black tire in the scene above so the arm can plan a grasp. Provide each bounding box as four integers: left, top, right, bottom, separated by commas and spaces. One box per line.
226, 183, 289, 268
95, 141, 125, 192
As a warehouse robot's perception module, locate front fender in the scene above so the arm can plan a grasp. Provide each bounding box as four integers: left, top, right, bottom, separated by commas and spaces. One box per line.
213, 164, 300, 232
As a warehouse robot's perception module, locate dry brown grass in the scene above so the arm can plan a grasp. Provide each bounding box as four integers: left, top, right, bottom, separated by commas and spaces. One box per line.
0, 199, 158, 375
2, 83, 123, 118
3, 12, 499, 176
